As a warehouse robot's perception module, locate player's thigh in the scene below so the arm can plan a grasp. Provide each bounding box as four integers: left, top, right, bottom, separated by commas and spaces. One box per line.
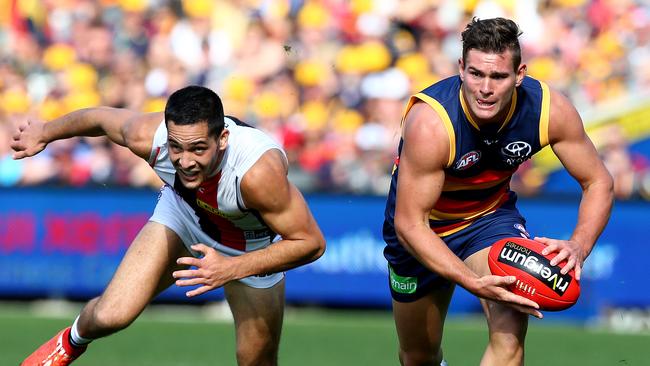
98, 221, 190, 313
392, 285, 454, 355
465, 247, 528, 336
224, 278, 285, 347
464, 246, 491, 277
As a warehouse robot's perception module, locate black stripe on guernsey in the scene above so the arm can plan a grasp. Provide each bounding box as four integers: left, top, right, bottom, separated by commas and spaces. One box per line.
234, 176, 247, 212
441, 182, 509, 201
226, 115, 254, 128
173, 174, 224, 244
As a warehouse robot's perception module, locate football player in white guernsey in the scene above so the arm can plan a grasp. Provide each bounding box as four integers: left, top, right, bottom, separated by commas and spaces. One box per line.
13, 85, 326, 366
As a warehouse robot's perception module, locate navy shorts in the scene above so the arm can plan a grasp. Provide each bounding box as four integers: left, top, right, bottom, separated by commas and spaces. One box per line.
383, 202, 530, 302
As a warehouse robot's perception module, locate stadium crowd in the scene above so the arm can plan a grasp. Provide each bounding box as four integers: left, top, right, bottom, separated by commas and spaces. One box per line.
0, 0, 649, 198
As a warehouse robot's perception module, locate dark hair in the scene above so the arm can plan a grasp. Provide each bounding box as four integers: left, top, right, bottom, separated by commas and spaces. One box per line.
164, 85, 225, 137
461, 17, 523, 71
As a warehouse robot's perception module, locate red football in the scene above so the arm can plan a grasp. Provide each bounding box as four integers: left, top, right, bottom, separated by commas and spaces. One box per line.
488, 237, 580, 311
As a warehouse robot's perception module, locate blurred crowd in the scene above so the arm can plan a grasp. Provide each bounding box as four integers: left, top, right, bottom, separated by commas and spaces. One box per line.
0, 0, 649, 198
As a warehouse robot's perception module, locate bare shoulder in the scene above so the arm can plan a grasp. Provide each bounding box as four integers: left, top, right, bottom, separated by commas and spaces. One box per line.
401, 101, 450, 170
122, 111, 165, 159
548, 88, 585, 144
239, 149, 290, 211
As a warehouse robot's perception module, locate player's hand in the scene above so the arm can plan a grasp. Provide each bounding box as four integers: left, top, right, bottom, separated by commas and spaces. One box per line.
172, 244, 237, 297
471, 275, 543, 319
535, 236, 585, 280
11, 119, 48, 159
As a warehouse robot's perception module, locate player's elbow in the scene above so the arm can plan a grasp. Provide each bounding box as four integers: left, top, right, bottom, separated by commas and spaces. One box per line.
603, 170, 615, 202
309, 231, 326, 262
394, 215, 416, 251
589, 168, 615, 203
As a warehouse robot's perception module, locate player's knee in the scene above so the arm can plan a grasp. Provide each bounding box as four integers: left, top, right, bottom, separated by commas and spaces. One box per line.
490, 317, 527, 342
236, 343, 278, 366
91, 302, 137, 332
486, 302, 528, 337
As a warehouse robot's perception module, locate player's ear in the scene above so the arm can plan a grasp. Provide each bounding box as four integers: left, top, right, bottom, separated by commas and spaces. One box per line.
218, 129, 229, 150
515, 63, 527, 87
458, 58, 466, 81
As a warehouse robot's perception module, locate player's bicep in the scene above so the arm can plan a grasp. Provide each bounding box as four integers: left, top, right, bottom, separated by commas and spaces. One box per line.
394, 103, 449, 231
241, 150, 320, 241
121, 112, 164, 160
548, 91, 608, 188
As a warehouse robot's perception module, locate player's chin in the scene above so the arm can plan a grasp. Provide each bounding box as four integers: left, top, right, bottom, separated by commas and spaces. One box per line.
178, 175, 203, 189
472, 105, 498, 120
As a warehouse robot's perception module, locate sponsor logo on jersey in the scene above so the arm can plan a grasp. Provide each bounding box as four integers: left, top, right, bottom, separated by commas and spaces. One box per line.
501, 141, 532, 166
389, 266, 417, 294
196, 198, 246, 219
497, 240, 572, 296
454, 150, 481, 170
244, 229, 273, 240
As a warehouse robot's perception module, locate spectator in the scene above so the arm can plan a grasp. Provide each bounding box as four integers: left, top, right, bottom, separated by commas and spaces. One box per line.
0, 0, 649, 198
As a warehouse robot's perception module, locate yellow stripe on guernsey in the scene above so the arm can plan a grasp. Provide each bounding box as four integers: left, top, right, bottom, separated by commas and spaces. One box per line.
401, 93, 456, 168
437, 222, 473, 237
538, 81, 551, 147
459, 88, 517, 133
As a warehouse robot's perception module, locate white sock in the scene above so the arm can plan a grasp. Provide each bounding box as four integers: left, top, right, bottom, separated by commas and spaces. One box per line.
441, 360, 448, 366
69, 316, 93, 347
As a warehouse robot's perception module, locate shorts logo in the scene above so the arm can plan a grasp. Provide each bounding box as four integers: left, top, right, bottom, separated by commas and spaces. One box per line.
514, 224, 530, 238
455, 150, 481, 170
497, 241, 572, 296
389, 266, 417, 294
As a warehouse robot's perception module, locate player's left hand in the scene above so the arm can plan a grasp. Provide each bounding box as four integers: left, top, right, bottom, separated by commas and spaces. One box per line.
173, 244, 237, 297
535, 236, 585, 280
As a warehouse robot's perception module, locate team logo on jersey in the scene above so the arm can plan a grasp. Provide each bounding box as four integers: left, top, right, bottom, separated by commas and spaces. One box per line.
502, 141, 532, 166
455, 150, 481, 170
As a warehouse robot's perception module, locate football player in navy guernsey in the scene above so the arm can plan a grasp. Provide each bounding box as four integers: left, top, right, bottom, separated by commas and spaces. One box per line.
382, 17, 613, 366
13, 86, 325, 366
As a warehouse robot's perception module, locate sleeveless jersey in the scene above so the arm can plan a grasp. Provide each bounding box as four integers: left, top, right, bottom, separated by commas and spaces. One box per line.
383, 75, 551, 238
148, 116, 286, 252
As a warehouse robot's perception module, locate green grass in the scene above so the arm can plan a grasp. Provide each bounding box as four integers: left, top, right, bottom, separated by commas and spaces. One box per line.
0, 304, 648, 365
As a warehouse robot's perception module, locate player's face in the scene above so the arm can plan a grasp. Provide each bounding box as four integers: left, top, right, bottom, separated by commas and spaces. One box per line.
459, 49, 526, 125
167, 120, 228, 190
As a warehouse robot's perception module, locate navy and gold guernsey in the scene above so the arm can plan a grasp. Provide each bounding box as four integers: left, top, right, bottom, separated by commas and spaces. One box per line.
383, 75, 552, 298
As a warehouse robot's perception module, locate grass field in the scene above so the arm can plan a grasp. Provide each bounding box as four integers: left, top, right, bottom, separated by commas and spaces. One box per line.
1, 302, 648, 365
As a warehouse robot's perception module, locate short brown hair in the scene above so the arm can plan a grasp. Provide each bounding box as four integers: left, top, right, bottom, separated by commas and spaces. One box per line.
461, 17, 523, 71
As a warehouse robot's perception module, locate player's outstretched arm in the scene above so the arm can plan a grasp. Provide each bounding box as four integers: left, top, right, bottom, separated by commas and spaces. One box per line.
173, 149, 326, 297
393, 102, 542, 317
536, 90, 614, 280
11, 107, 163, 160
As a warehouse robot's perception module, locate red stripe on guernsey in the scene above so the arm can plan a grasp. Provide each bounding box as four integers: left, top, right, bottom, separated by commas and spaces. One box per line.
149, 147, 161, 167
434, 185, 508, 214
445, 169, 514, 185
431, 220, 472, 235
196, 172, 246, 251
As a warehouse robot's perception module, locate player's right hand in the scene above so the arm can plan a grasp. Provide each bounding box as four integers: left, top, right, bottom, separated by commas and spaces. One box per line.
471, 274, 544, 319
11, 119, 47, 159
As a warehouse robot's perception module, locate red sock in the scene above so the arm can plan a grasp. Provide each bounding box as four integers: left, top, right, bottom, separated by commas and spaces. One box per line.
62, 327, 87, 356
